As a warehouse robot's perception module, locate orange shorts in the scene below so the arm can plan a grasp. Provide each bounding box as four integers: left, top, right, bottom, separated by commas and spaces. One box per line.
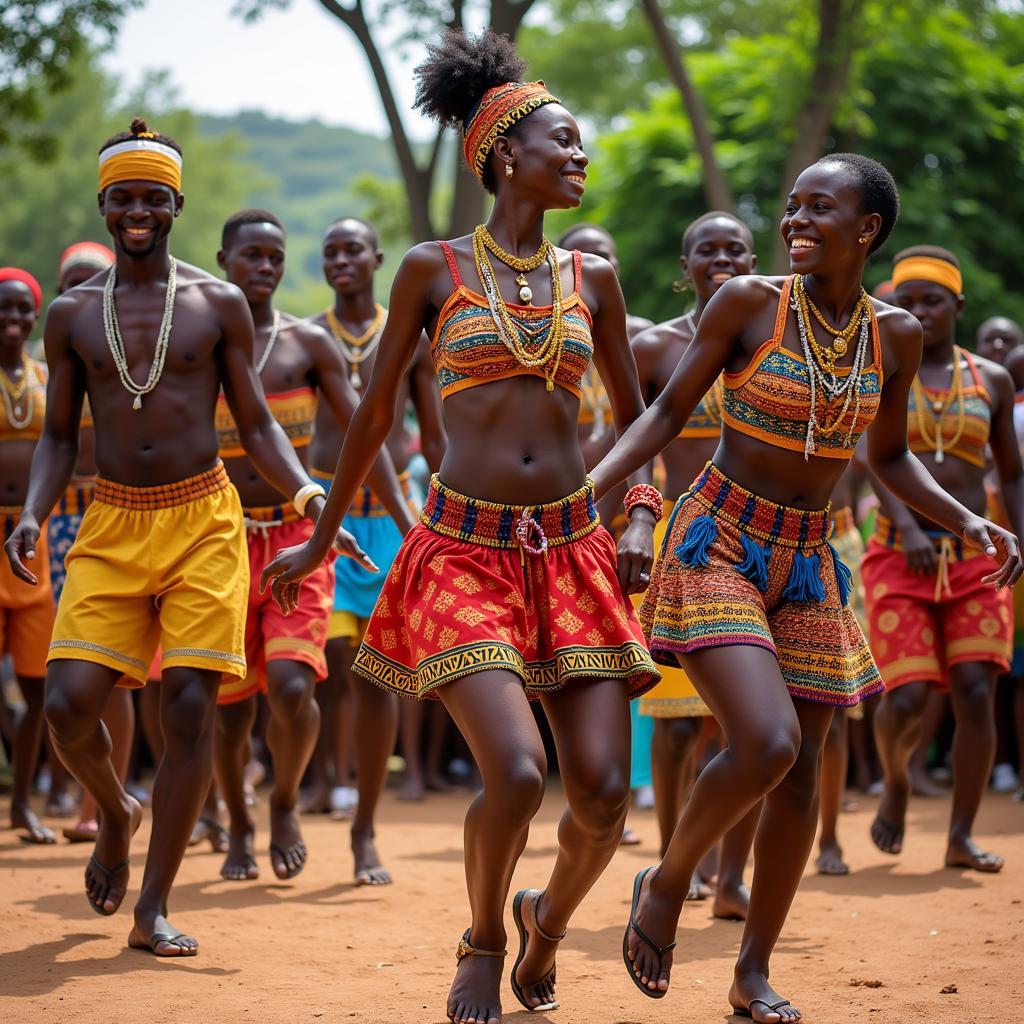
0, 508, 55, 678
217, 510, 333, 706
862, 527, 1012, 690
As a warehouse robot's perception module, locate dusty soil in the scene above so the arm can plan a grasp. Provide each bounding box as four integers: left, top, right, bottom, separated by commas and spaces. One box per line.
2, 784, 1021, 1023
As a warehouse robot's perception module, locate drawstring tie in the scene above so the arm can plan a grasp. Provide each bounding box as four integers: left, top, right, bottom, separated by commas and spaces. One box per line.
244, 516, 285, 564
934, 536, 955, 602
515, 509, 548, 567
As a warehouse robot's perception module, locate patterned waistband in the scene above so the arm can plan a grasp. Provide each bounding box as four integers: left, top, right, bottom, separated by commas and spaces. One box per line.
420, 474, 600, 550
688, 462, 831, 549
95, 462, 231, 510
243, 503, 301, 529
311, 468, 416, 519
832, 505, 856, 538
872, 513, 977, 561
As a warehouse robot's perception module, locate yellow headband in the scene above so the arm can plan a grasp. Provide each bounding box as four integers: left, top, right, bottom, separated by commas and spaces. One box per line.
98, 138, 182, 193
892, 255, 962, 296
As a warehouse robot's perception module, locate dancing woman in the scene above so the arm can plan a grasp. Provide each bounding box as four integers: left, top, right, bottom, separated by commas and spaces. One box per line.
590, 154, 1021, 1022
262, 30, 660, 1024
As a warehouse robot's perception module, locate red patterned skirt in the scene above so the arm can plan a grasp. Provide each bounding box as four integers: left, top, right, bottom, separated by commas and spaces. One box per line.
352, 475, 661, 699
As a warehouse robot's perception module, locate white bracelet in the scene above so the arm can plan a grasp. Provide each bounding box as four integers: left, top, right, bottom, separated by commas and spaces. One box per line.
293, 482, 326, 517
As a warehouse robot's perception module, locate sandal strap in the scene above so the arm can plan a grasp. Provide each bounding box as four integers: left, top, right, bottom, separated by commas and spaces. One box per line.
750, 999, 791, 1012
530, 891, 567, 944
629, 914, 676, 958
456, 928, 508, 962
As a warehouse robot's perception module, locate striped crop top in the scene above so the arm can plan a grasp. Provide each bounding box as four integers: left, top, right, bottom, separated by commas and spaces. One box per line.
432, 241, 594, 400
216, 387, 316, 459
721, 277, 882, 459
0, 359, 46, 443
679, 378, 724, 440
908, 348, 991, 468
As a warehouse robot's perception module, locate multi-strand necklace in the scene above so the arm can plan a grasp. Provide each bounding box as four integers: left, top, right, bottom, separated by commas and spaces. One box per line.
102, 258, 177, 411
0, 353, 33, 429
326, 304, 386, 388
791, 274, 872, 459
912, 346, 966, 464
472, 225, 566, 393
476, 224, 547, 305
255, 310, 282, 376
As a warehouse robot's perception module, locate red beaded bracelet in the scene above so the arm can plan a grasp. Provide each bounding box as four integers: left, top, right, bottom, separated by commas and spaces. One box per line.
624, 484, 663, 522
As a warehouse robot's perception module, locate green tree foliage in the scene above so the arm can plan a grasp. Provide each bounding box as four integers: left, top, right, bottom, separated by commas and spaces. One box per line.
0, 1, 140, 158
0, 53, 267, 308
557, 4, 1024, 338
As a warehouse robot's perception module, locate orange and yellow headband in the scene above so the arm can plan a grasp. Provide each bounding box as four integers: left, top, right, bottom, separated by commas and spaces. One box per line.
98, 137, 182, 193
463, 81, 560, 181
892, 255, 962, 296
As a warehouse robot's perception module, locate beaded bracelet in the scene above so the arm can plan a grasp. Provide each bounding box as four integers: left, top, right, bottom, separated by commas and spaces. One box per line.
624, 484, 663, 522
293, 482, 327, 518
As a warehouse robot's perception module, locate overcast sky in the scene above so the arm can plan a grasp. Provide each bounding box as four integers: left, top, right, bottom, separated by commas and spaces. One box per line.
104, 0, 434, 138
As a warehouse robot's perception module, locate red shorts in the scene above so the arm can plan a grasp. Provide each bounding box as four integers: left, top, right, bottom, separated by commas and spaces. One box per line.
217, 510, 333, 706
1, 508, 55, 678
861, 523, 1012, 690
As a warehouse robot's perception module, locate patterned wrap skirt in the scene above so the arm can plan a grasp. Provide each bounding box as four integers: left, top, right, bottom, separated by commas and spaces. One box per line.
352, 475, 661, 699
639, 462, 882, 708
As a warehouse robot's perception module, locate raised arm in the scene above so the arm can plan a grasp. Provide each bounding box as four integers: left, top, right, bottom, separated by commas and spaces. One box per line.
408, 333, 447, 475
304, 321, 416, 534
867, 309, 1021, 588
5, 297, 84, 584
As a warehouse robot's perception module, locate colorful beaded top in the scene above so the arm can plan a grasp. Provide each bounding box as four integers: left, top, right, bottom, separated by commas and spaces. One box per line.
679, 378, 724, 439
0, 358, 45, 443
721, 277, 882, 459
215, 387, 316, 459
432, 241, 594, 400
907, 347, 991, 469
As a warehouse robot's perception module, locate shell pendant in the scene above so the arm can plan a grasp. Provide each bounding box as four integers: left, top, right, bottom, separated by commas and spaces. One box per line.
935, 435, 944, 464
350, 367, 362, 389
515, 273, 533, 305
132, 394, 142, 411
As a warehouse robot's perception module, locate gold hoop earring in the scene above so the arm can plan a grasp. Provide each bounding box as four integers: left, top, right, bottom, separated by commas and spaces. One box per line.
858, 236, 869, 244
505, 164, 514, 179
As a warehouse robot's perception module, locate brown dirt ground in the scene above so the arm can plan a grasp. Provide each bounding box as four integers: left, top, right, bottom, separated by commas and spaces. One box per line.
1, 784, 1021, 1023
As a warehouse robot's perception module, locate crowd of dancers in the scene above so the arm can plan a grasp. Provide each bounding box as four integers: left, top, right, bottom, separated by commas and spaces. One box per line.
1, 27, 1022, 1024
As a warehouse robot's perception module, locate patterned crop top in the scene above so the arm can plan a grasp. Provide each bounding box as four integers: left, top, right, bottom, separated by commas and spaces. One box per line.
721, 277, 882, 459
432, 241, 594, 400
216, 387, 316, 459
679, 378, 724, 440
908, 348, 991, 469
0, 359, 46, 443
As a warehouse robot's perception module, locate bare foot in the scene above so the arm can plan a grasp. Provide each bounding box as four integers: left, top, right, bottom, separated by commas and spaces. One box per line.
86, 796, 142, 915
352, 824, 391, 885
397, 772, 425, 802
128, 911, 199, 957
188, 816, 229, 853
712, 881, 750, 920
512, 889, 562, 1011
945, 835, 1003, 873
686, 870, 712, 901
220, 822, 259, 881
63, 819, 100, 843
729, 971, 801, 1022
269, 801, 307, 880
45, 791, 78, 818
624, 867, 679, 995
447, 938, 503, 1024
11, 801, 56, 844
815, 839, 850, 876
870, 775, 908, 855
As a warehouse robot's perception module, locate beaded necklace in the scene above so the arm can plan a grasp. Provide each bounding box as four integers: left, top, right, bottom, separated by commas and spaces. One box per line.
912, 346, 966, 464
471, 225, 566, 393
791, 274, 872, 459
325, 304, 386, 388
476, 224, 547, 304
793, 274, 871, 374
102, 258, 177, 411
0, 352, 32, 429
254, 310, 281, 376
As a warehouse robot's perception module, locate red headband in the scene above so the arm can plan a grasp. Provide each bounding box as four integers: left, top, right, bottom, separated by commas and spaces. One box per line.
59, 241, 115, 280
0, 267, 42, 312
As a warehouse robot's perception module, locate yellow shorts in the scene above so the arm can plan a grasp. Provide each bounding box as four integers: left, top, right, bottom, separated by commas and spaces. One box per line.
48, 463, 248, 686
328, 609, 369, 645
638, 508, 711, 718
0, 507, 55, 678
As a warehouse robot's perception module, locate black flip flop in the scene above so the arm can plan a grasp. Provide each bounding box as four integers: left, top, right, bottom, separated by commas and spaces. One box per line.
86, 853, 129, 916
128, 930, 198, 957
622, 867, 675, 1000
270, 842, 305, 880
511, 888, 563, 1012
732, 998, 792, 1019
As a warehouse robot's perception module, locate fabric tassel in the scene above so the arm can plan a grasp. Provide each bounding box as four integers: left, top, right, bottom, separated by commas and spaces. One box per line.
676, 515, 718, 568
828, 541, 854, 607
782, 550, 826, 603
736, 532, 771, 592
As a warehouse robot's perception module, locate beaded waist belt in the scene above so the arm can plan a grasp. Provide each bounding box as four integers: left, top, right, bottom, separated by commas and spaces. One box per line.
832, 505, 856, 538
688, 462, 831, 549
310, 468, 416, 520
420, 474, 600, 553
872, 513, 977, 561
243, 502, 301, 530
96, 461, 230, 510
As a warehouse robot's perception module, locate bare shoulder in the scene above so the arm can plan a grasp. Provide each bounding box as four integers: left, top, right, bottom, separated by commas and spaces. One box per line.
45, 284, 96, 331
403, 239, 449, 277
1003, 345, 1024, 391
281, 312, 331, 347
971, 351, 1015, 399
175, 261, 247, 312
871, 297, 921, 350
711, 274, 785, 317
573, 250, 617, 288
631, 317, 689, 358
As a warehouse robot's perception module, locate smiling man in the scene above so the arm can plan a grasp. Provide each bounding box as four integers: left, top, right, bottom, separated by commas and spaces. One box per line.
4, 119, 363, 958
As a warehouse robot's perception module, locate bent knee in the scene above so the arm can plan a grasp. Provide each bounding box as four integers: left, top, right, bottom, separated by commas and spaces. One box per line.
569, 770, 630, 837
44, 683, 96, 743
266, 671, 314, 719
485, 756, 546, 824
658, 717, 701, 759
735, 728, 800, 789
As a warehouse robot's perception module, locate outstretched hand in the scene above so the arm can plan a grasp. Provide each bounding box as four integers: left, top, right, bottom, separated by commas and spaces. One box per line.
962, 517, 1023, 590
4, 518, 41, 586
261, 531, 378, 615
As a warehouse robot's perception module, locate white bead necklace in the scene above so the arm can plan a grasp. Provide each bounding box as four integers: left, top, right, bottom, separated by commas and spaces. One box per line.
255, 310, 281, 375
102, 258, 177, 411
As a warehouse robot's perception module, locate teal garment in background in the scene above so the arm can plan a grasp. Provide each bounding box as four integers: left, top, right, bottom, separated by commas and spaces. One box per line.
630, 700, 654, 788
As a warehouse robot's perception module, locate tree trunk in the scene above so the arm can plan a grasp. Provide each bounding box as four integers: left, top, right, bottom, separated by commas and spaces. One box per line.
770, 0, 865, 270
638, 0, 734, 212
